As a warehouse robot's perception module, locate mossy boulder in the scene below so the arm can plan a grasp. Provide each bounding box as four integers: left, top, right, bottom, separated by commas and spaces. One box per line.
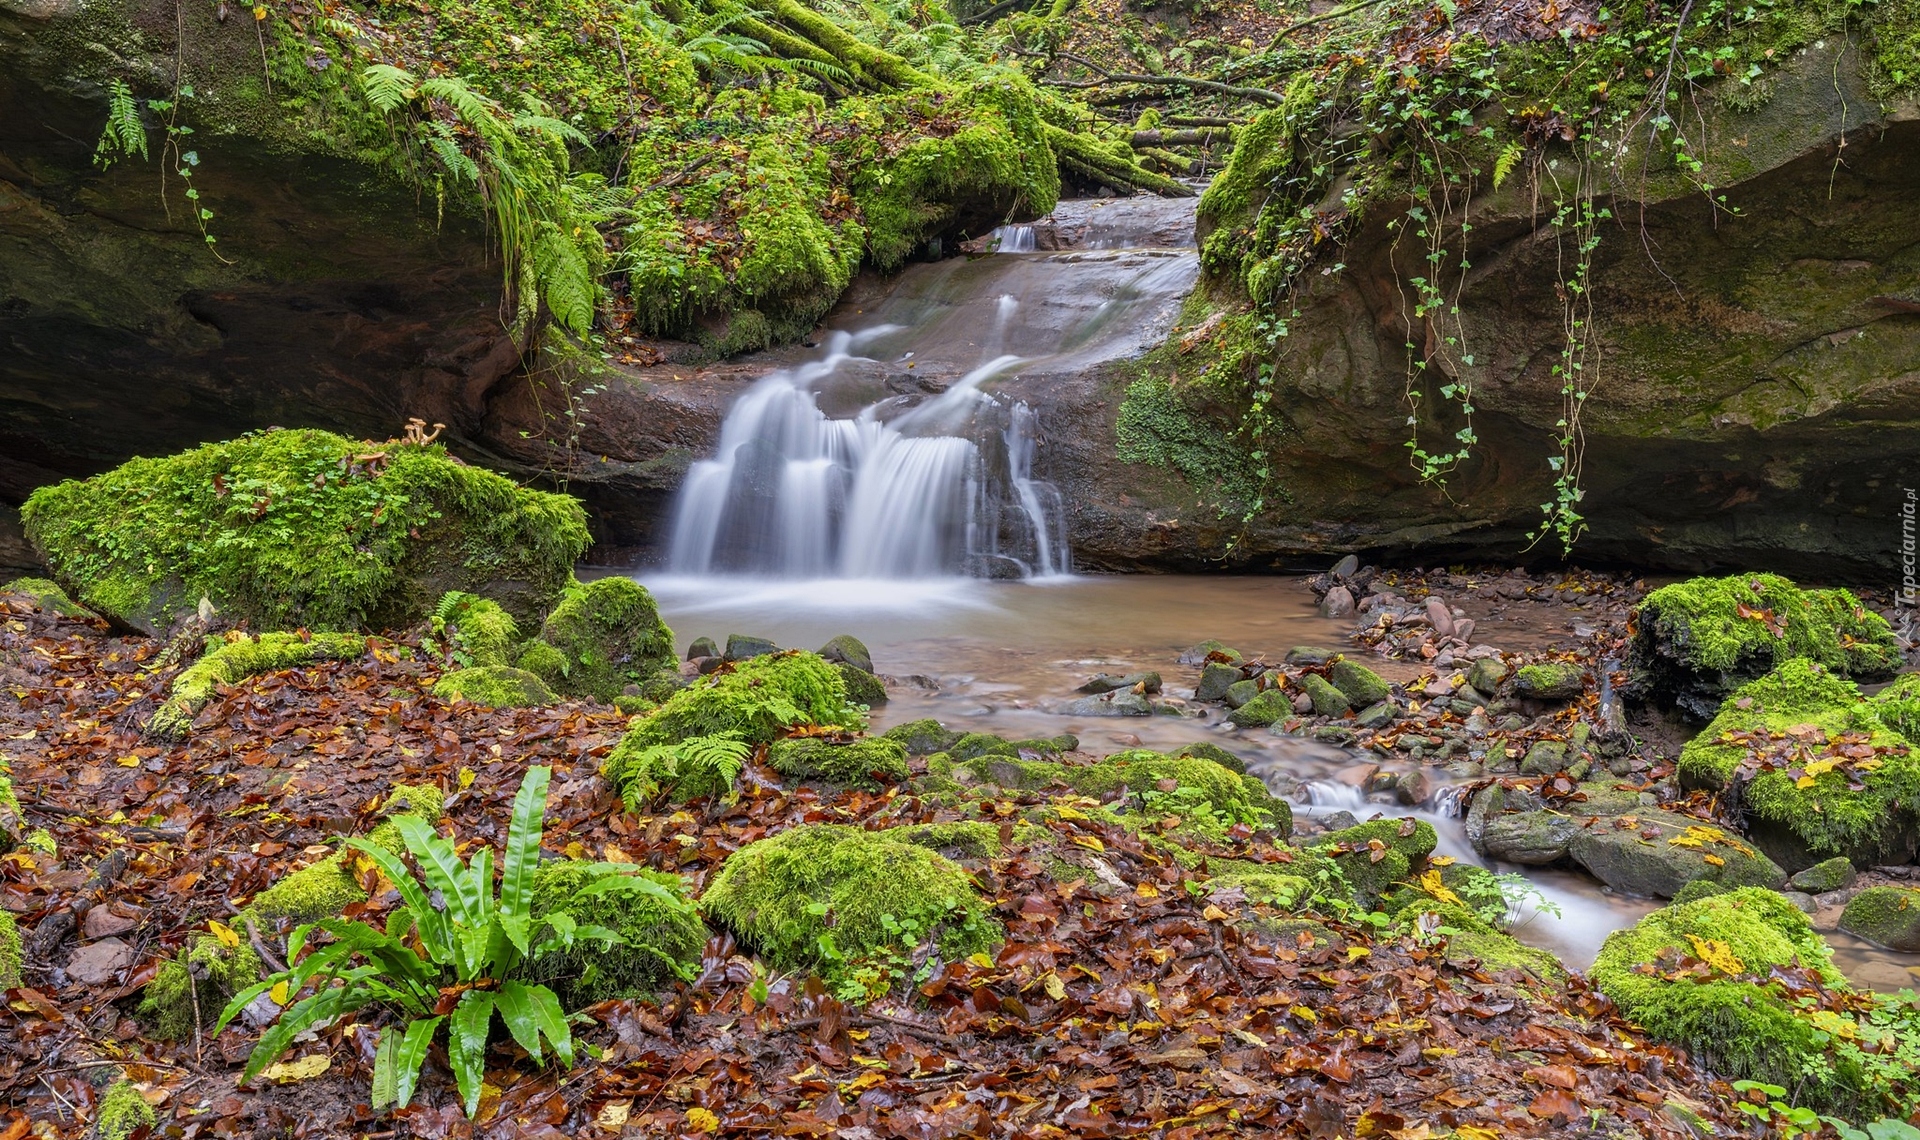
1678, 659, 1920, 869
432, 665, 556, 709
1195, 661, 1243, 701
1629, 573, 1902, 719
429, 591, 519, 668
817, 634, 874, 675
1787, 856, 1857, 894
148, 631, 372, 739
1511, 662, 1585, 701
882, 718, 963, 756
892, 821, 1003, 861
1591, 889, 1864, 1104
21, 429, 589, 636
836, 663, 888, 707
1310, 818, 1438, 906
526, 577, 677, 702
1873, 672, 1920, 739
1328, 659, 1390, 706
701, 824, 1000, 986
523, 861, 705, 1006
3, 576, 90, 618
1227, 689, 1293, 727
96, 1079, 156, 1140
1567, 815, 1785, 899
767, 737, 910, 789
1298, 673, 1351, 716
1838, 885, 1920, 951
948, 732, 1075, 761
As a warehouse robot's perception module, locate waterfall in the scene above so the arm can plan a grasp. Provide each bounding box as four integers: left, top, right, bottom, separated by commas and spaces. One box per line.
989, 224, 1036, 253
665, 333, 1069, 578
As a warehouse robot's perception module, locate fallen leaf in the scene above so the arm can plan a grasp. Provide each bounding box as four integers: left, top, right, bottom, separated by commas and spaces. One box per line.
259, 1053, 331, 1083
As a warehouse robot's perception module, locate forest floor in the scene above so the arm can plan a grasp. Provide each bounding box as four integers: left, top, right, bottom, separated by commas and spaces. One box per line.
0, 581, 1752, 1140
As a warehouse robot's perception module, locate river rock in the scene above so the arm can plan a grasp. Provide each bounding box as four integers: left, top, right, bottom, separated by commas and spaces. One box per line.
1463, 783, 1504, 849
1568, 811, 1786, 898
724, 634, 780, 661
1285, 646, 1335, 665
1323, 586, 1355, 617
1354, 700, 1396, 730
1788, 856, 1857, 894
1061, 691, 1152, 717
1079, 671, 1161, 695
686, 637, 719, 661
1782, 890, 1819, 914
1329, 659, 1390, 706
1179, 640, 1242, 665
65, 937, 133, 985
1425, 597, 1452, 637
1195, 662, 1241, 701
1330, 554, 1359, 580
1395, 770, 1432, 806
1227, 690, 1292, 728
1223, 679, 1259, 709
818, 634, 874, 675
1467, 657, 1507, 695
1839, 886, 1920, 950
1520, 741, 1567, 776
1478, 812, 1579, 865
1512, 662, 1585, 701
1291, 692, 1313, 713
1298, 674, 1350, 716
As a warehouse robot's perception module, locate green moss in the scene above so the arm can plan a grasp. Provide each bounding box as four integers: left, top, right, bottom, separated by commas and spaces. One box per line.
1310, 818, 1439, 906
881, 719, 962, 756
1328, 659, 1390, 706
0, 767, 23, 856
1669, 878, 1731, 906
891, 821, 1003, 860
2, 576, 91, 617
836, 663, 888, 707
20, 430, 589, 634
1512, 662, 1585, 699
96, 1079, 156, 1140
1446, 928, 1568, 983
1298, 674, 1350, 716
767, 737, 910, 789
382, 782, 446, 823
1227, 688, 1293, 727
1113, 371, 1263, 513
430, 591, 519, 668
1839, 886, 1920, 949
701, 824, 1000, 986
433, 665, 556, 708
516, 640, 570, 685
1678, 660, 1918, 858
534, 577, 677, 703
523, 861, 705, 1006
1382, 862, 1508, 924
1592, 889, 1854, 1097
1633, 574, 1902, 714
149, 631, 372, 739
1175, 741, 1248, 773
1872, 673, 1920, 740
0, 909, 20, 989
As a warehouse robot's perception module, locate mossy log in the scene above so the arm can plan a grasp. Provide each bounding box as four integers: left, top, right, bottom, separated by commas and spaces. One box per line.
1043, 124, 1196, 197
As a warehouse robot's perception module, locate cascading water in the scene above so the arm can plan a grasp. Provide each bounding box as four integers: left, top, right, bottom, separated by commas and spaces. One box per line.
664, 196, 1201, 579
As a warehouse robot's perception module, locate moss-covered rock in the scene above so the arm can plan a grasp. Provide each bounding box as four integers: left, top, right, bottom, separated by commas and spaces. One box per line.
21, 429, 589, 636
1591, 889, 1855, 1099
701, 824, 1000, 986
1787, 856, 1857, 894
528, 577, 677, 703
1298, 673, 1351, 716
1226, 688, 1293, 727
892, 821, 1003, 861
1512, 662, 1585, 701
1173, 740, 1248, 774
1838, 885, 1920, 951
148, 631, 372, 739
817, 634, 874, 675
1677, 659, 1919, 868
95, 1079, 156, 1140
428, 591, 519, 668
522, 861, 705, 1006
947, 748, 1285, 838
1195, 661, 1243, 702
2, 576, 91, 618
0, 909, 20, 990
1310, 818, 1438, 906
767, 737, 910, 789
432, 665, 557, 709
1873, 672, 1920, 739
836, 663, 888, 707
881, 718, 963, 756
1328, 659, 1390, 706
1630, 573, 1902, 719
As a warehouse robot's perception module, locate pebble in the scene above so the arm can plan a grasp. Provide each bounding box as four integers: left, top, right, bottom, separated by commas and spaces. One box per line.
66, 938, 134, 985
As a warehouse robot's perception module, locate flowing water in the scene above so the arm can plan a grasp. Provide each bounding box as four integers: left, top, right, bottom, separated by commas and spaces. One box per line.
638, 195, 1920, 992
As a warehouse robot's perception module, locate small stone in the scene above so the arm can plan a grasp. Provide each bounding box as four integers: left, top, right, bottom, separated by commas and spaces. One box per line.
1195, 662, 1241, 701
1329, 659, 1390, 706
1567, 722, 1592, 758
1395, 769, 1432, 806
1782, 891, 1819, 914
1291, 692, 1314, 714
66, 938, 134, 985
1323, 586, 1355, 618
82, 905, 139, 940
817, 634, 874, 674
1285, 646, 1335, 665
1789, 856, 1857, 894
686, 637, 718, 661
1179, 640, 1242, 666
1497, 715, 1526, 733
723, 634, 780, 662
1512, 662, 1585, 701
1079, 671, 1162, 695
1223, 679, 1260, 709
1355, 700, 1395, 729
1467, 657, 1508, 695
1061, 692, 1152, 717
1425, 597, 1453, 638
1520, 740, 1568, 776
1298, 674, 1351, 716
1330, 554, 1360, 579
1309, 725, 1357, 743
1452, 618, 1475, 644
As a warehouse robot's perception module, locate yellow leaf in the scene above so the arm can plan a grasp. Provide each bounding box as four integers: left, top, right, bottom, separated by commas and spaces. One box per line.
1684, 934, 1745, 975
269, 980, 289, 1005
1053, 805, 1087, 820
1666, 835, 1703, 848
1455, 1125, 1498, 1140
968, 952, 996, 968
563, 841, 588, 860
116, 755, 141, 768
1289, 1005, 1317, 1022
1802, 757, 1840, 778
1702, 853, 1725, 866
843, 1071, 887, 1092
1805, 1009, 1857, 1038
1229, 1027, 1269, 1047
208, 920, 241, 950
1135, 881, 1159, 899
1203, 904, 1233, 921
686, 1106, 720, 1133
1418, 869, 1462, 906
594, 1101, 631, 1130
1422, 1046, 1460, 1059
1071, 835, 1105, 852
1428, 855, 1456, 866
457, 766, 476, 790
1043, 973, 1066, 1001
259, 1053, 331, 1083
852, 1055, 888, 1069
603, 843, 633, 865
1796, 776, 1818, 789
1347, 945, 1372, 963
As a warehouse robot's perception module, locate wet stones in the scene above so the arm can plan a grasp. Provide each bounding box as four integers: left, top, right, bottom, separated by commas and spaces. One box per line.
1838, 886, 1920, 950
1511, 662, 1584, 701
1479, 812, 1580, 865
1298, 674, 1350, 716
1194, 661, 1241, 701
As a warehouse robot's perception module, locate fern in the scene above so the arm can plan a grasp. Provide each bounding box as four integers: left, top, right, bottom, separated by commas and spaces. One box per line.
360, 64, 416, 115
612, 733, 752, 809
1492, 141, 1524, 190
94, 79, 148, 169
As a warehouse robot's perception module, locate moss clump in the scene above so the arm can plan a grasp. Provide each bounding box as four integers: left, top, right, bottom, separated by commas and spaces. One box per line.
0, 909, 20, 989
1678, 660, 1919, 860
137, 787, 436, 1039
432, 665, 556, 709
2, 576, 91, 618
531, 577, 677, 702
946, 749, 1283, 839
702, 824, 1000, 986
430, 591, 519, 668
1382, 862, 1509, 924
1630, 573, 1902, 718
96, 1079, 156, 1140
836, 663, 888, 707
1227, 688, 1295, 727
1838, 886, 1920, 951
767, 737, 910, 789
882, 719, 963, 756
1512, 662, 1585, 700
1591, 889, 1849, 1094
892, 822, 1003, 860
1328, 659, 1390, 706
21, 429, 589, 635
1310, 818, 1439, 906
1298, 674, 1351, 717
1670, 878, 1732, 906
949, 732, 1074, 761
1873, 673, 1920, 740
1174, 741, 1248, 774
523, 861, 705, 1006
1446, 927, 1569, 983
148, 632, 371, 739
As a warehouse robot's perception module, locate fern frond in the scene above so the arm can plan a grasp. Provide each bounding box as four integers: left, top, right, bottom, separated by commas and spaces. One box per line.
361, 64, 418, 115
1492, 141, 1524, 190
94, 79, 148, 169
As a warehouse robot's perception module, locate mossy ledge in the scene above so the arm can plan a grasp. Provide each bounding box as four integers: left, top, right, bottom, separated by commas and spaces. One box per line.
149, 631, 373, 740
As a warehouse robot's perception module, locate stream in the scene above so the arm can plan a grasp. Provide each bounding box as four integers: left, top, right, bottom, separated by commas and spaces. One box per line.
622, 195, 1920, 992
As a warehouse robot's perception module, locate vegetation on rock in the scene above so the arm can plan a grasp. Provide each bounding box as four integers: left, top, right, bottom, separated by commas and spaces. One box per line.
766, 736, 910, 789
150, 631, 372, 739
526, 576, 677, 702
432, 665, 558, 709
523, 860, 705, 1006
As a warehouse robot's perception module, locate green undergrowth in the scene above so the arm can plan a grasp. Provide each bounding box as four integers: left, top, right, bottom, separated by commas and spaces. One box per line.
138, 784, 444, 1039
21, 429, 588, 635
1308, 818, 1440, 907
433, 665, 557, 709
524, 576, 678, 702
427, 591, 518, 669
96, 1080, 156, 1140
0, 910, 19, 990
150, 631, 373, 739
1678, 659, 1919, 860
701, 823, 1000, 999
1592, 888, 1920, 1119
767, 737, 910, 789
522, 860, 705, 1007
